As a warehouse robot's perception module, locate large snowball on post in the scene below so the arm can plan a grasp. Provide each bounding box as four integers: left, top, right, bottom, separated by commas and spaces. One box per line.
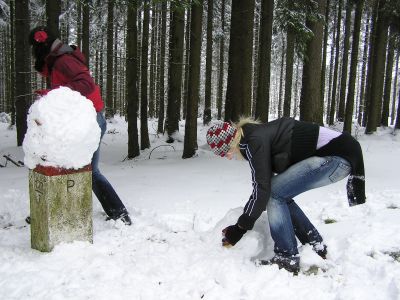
23, 87, 101, 170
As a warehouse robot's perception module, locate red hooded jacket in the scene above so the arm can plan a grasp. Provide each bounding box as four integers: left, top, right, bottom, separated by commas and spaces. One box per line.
43, 42, 104, 112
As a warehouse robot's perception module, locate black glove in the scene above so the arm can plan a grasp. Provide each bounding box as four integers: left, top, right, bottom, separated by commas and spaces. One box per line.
222, 224, 247, 247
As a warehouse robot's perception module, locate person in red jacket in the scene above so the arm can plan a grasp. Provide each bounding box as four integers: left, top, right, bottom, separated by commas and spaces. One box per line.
29, 26, 131, 225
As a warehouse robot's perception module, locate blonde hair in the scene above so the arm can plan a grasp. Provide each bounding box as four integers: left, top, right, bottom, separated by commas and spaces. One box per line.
229, 116, 261, 158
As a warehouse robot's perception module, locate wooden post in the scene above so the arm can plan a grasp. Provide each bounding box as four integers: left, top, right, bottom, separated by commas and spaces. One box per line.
29, 165, 93, 252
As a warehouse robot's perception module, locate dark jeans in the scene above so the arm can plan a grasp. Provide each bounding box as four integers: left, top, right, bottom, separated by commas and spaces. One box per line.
92, 112, 128, 219
267, 156, 351, 256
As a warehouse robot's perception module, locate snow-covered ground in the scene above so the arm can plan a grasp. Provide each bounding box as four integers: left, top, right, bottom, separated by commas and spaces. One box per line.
1, 116, 400, 300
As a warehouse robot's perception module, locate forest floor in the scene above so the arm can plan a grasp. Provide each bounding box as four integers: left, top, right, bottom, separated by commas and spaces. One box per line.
1, 116, 400, 300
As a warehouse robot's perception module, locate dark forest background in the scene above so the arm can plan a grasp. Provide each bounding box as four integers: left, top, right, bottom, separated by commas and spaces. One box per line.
0, 0, 399, 159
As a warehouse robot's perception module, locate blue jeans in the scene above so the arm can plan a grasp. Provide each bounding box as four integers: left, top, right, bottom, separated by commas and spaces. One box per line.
267, 156, 351, 256
92, 112, 128, 219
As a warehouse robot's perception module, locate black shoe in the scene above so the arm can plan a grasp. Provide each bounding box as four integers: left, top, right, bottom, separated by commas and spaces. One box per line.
259, 254, 300, 275
119, 214, 132, 226
25, 216, 31, 224
312, 242, 327, 259
106, 214, 132, 226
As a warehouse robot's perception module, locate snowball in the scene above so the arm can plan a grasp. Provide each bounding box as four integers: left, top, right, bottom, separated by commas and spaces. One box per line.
23, 87, 101, 170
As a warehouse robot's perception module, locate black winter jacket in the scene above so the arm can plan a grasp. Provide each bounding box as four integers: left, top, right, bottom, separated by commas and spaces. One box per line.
237, 118, 366, 231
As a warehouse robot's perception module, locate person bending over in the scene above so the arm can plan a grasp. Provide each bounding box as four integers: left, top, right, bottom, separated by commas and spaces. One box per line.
29, 26, 132, 225
206, 117, 365, 274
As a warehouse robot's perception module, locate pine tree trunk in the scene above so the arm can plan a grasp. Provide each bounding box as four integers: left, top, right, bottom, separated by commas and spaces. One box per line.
252, 0, 260, 114
357, 11, 370, 126
381, 25, 395, 127
182, 6, 191, 120
15, 0, 30, 146
99, 36, 104, 95
254, 0, 273, 122
126, 1, 140, 158
105, 0, 114, 118
137, 7, 142, 100
9, 0, 16, 125
278, 38, 285, 118
166, 5, 185, 142
343, 0, 364, 133
183, 1, 203, 159
157, 2, 167, 134
82, 0, 90, 66
320, 0, 330, 118
203, 0, 213, 125
47, 0, 61, 37
113, 26, 118, 113
326, 4, 337, 124
216, 0, 226, 120
140, 2, 150, 149
337, 0, 352, 122
391, 51, 399, 125
76, 0, 82, 48
293, 57, 300, 118
362, 8, 376, 127
395, 79, 400, 129
328, 0, 342, 125
225, 0, 255, 122
366, 0, 389, 134
1, 27, 6, 113
283, 19, 295, 117
300, 0, 326, 125
149, 5, 157, 119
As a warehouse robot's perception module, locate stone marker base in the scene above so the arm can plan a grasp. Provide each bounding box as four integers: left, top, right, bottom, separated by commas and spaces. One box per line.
29, 165, 93, 252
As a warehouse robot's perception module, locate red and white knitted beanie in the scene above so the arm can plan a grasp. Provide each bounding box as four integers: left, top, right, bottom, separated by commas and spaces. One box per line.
206, 122, 237, 157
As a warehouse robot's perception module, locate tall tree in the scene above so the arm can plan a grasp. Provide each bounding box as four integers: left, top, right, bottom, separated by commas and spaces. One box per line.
396, 71, 400, 129
328, 0, 343, 125
105, 0, 115, 118
326, 4, 337, 124
283, 0, 296, 117
391, 51, 399, 125
15, 0, 30, 146
216, 0, 226, 120
337, 0, 352, 122
47, 0, 61, 37
225, 0, 255, 122
396, 77, 400, 129
252, 0, 261, 114
362, 6, 377, 127
126, 0, 140, 159
380, 24, 396, 127
81, 0, 90, 66
182, 5, 191, 120
366, 0, 389, 133
344, 0, 364, 133
9, 0, 16, 126
183, 0, 203, 158
157, 1, 167, 133
166, 5, 185, 142
255, 0, 273, 122
76, 0, 82, 48
203, 0, 213, 125
149, 4, 157, 119
357, 10, 370, 125
140, 2, 151, 149
278, 38, 285, 118
300, 0, 326, 124
320, 0, 330, 116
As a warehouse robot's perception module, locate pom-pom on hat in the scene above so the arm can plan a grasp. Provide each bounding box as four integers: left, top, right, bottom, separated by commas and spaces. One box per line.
206, 122, 237, 157
29, 26, 54, 45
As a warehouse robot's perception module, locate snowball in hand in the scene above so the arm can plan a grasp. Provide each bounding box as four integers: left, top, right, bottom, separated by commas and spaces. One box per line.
23, 87, 101, 170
